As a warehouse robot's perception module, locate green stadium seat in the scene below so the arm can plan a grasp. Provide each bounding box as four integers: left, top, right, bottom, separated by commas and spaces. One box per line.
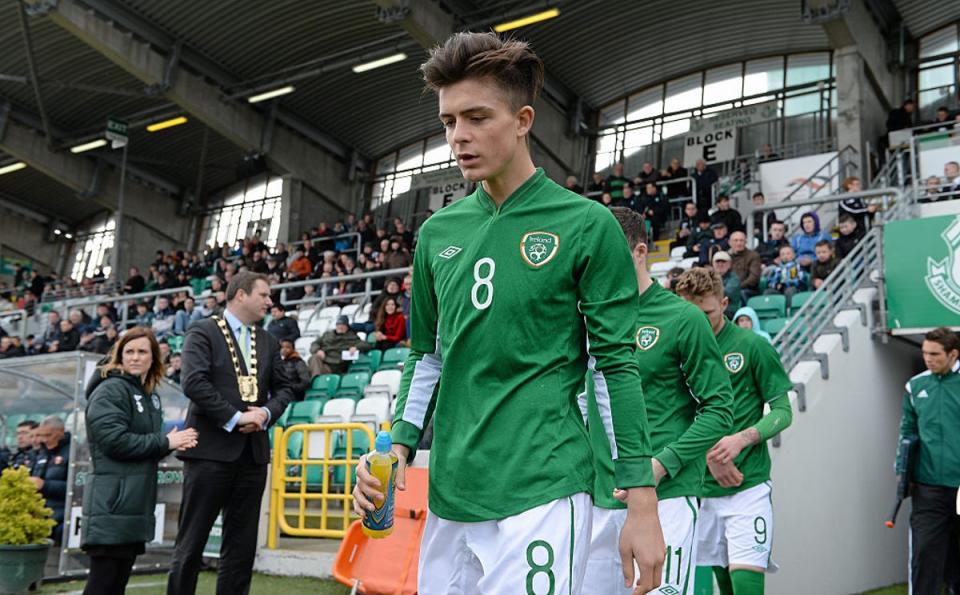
335, 372, 371, 401
381, 347, 410, 370
276, 406, 291, 428
348, 350, 382, 374
331, 430, 371, 486
167, 335, 184, 354
309, 374, 340, 396
285, 400, 324, 426
190, 278, 206, 296
790, 290, 827, 316
746, 295, 786, 320
763, 318, 788, 336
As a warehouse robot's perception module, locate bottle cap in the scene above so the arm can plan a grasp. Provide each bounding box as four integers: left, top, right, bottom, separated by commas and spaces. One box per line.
375, 431, 392, 453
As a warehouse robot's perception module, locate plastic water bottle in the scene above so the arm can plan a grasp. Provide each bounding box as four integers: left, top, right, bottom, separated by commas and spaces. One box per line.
362, 431, 399, 538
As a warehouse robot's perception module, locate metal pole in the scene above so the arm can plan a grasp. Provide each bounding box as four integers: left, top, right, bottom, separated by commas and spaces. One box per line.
112, 142, 128, 281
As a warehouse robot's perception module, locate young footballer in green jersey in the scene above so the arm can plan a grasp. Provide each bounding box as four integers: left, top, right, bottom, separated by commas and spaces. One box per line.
352, 32, 664, 594
674, 268, 793, 595
582, 208, 735, 595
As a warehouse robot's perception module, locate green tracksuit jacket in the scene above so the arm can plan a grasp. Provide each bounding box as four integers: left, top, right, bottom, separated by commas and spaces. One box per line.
897, 361, 960, 488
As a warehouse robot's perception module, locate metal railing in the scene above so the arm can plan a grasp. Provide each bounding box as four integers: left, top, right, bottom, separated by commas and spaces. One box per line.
286, 231, 363, 264
769, 186, 917, 379
778, 145, 859, 205
274, 267, 411, 309
46, 285, 197, 331
0, 309, 28, 339
267, 423, 377, 544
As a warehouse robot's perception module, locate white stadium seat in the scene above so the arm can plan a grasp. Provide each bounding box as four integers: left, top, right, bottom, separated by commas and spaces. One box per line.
354, 397, 390, 429
670, 247, 687, 260
679, 257, 699, 269
649, 261, 675, 275
294, 337, 314, 360
321, 398, 355, 424
341, 303, 360, 320
369, 370, 402, 398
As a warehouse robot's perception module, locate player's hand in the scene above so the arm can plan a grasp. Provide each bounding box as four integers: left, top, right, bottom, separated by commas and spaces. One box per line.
353, 444, 409, 519
620, 487, 665, 594
708, 434, 749, 465
707, 459, 743, 488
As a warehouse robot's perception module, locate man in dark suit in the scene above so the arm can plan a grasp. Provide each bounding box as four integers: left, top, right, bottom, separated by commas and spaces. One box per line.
167, 271, 294, 595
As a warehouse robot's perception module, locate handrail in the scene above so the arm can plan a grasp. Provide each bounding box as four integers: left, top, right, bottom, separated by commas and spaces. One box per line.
286, 231, 363, 264
744, 187, 902, 242
46, 285, 197, 331
267, 422, 377, 545
274, 267, 411, 309
0, 308, 28, 339
779, 145, 859, 204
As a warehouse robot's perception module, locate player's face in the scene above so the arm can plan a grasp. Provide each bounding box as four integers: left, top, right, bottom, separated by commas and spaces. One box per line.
439, 77, 533, 183
683, 293, 728, 334
922, 340, 958, 375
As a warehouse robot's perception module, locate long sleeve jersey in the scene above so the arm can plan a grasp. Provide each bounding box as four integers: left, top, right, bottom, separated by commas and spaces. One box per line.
897, 361, 960, 487
391, 168, 654, 522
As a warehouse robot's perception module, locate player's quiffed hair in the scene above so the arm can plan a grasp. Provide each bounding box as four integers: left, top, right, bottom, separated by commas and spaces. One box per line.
925, 327, 960, 354
674, 267, 725, 300
610, 206, 647, 251
420, 32, 545, 111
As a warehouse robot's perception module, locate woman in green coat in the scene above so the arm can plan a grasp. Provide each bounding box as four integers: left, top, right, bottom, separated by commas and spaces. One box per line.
81, 327, 197, 595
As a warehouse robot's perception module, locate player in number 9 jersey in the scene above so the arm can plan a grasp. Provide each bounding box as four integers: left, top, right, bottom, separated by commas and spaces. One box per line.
352, 32, 665, 595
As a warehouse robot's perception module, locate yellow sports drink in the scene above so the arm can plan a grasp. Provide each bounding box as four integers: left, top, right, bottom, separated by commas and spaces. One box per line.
362, 431, 398, 538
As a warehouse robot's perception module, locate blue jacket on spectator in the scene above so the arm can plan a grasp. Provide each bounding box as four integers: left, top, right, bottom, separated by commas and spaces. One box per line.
790, 211, 831, 262
733, 306, 773, 343
767, 258, 808, 290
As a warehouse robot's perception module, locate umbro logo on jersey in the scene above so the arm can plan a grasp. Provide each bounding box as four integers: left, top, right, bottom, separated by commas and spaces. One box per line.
521, 231, 559, 267
917, 389, 929, 398
724, 352, 745, 373
636, 326, 660, 351
439, 245, 462, 259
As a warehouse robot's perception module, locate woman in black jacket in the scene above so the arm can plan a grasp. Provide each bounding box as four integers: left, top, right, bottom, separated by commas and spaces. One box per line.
81, 327, 197, 595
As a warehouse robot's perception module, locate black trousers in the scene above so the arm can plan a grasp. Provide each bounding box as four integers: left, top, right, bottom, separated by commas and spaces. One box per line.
167, 443, 267, 595
83, 554, 136, 595
910, 482, 960, 595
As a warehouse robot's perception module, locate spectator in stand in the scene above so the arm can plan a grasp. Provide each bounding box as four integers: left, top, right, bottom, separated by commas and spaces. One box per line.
564, 175, 583, 195
586, 172, 605, 198
266, 305, 300, 343
41, 311, 61, 348
173, 297, 198, 335
307, 315, 371, 376
31, 416, 70, 544
95, 303, 118, 324
604, 162, 630, 202
372, 297, 406, 351
928, 106, 954, 132
195, 295, 220, 321
835, 214, 864, 260
920, 175, 946, 203
55, 319, 80, 352
385, 237, 412, 270
152, 296, 177, 339
758, 143, 781, 163
166, 352, 182, 384
839, 176, 878, 230
393, 218, 414, 248
691, 159, 718, 211
811, 240, 837, 289
0, 336, 26, 359
666, 267, 685, 292
637, 181, 669, 240
886, 99, 915, 134
599, 191, 614, 208
29, 270, 46, 300
750, 192, 777, 239
791, 212, 831, 268
0, 420, 38, 471
660, 157, 688, 199
709, 195, 743, 233
81, 323, 118, 355
943, 161, 960, 199
733, 306, 772, 343
134, 302, 155, 329
765, 245, 808, 302
279, 339, 310, 401
758, 220, 790, 266
728, 231, 762, 300
617, 183, 638, 211
698, 222, 730, 265
636, 161, 659, 185
711, 251, 742, 318
672, 202, 700, 250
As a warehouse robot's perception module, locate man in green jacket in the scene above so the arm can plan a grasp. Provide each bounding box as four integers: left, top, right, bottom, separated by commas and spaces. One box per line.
582, 208, 734, 595
307, 315, 371, 376
898, 327, 960, 595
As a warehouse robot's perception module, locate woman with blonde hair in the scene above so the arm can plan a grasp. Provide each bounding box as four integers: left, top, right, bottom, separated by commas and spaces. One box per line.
81, 327, 197, 595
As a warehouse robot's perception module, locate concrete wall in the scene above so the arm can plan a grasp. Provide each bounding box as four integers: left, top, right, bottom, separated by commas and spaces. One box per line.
531, 95, 589, 183
835, 47, 890, 175
769, 288, 918, 594
280, 178, 355, 244
0, 212, 65, 275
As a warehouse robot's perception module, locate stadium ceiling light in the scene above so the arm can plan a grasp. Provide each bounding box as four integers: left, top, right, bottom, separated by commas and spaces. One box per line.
493, 7, 560, 32
146, 116, 189, 132
0, 162, 27, 176
352, 52, 407, 73
247, 85, 295, 103
70, 139, 108, 154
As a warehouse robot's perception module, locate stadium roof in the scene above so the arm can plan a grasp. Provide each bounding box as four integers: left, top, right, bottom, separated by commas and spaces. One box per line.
0, 0, 957, 227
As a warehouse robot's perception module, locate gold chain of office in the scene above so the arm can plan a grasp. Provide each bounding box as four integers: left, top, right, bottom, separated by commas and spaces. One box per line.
213, 316, 259, 403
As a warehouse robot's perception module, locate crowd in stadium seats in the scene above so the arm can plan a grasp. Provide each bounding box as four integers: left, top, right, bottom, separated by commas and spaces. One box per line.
0, 213, 419, 384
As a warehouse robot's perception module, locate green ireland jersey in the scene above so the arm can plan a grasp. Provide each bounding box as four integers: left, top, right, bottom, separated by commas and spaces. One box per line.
391, 168, 653, 522
586, 282, 735, 508
702, 321, 793, 498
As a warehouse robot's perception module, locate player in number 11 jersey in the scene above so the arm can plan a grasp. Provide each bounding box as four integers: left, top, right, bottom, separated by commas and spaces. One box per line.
353, 32, 665, 595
